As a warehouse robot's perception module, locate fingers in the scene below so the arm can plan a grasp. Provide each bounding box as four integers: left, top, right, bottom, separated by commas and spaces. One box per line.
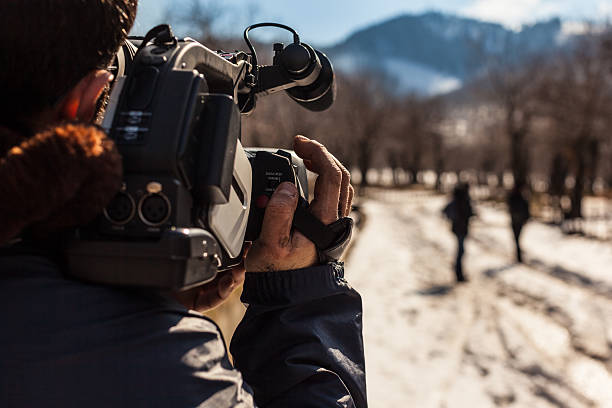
215, 253, 247, 301
347, 184, 355, 217
245, 137, 351, 273
293, 135, 342, 225
246, 185, 318, 272
334, 157, 352, 217
194, 273, 232, 310
257, 182, 298, 247
172, 243, 249, 311
193, 265, 245, 311
216, 272, 239, 301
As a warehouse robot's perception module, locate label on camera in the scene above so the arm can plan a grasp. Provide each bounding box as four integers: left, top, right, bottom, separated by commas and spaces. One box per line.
115, 125, 148, 144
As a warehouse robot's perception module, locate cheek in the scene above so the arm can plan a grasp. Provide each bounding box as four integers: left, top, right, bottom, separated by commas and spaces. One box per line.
63, 98, 79, 120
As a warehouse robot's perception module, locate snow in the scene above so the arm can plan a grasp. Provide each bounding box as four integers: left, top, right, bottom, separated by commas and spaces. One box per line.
345, 189, 612, 407
333, 53, 462, 96
382, 58, 463, 95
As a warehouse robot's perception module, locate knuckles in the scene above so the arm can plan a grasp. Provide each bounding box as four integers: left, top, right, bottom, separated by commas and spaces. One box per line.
266, 197, 297, 216
252, 240, 291, 261
341, 167, 350, 184
328, 165, 343, 186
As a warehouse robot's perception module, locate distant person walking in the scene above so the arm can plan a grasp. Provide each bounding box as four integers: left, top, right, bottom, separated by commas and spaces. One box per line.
507, 186, 530, 263
443, 183, 474, 282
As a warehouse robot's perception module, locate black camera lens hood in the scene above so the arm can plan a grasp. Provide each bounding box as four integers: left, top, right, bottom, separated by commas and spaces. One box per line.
285, 50, 336, 112
281, 42, 312, 75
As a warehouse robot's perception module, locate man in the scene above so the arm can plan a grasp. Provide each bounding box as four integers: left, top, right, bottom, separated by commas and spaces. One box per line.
443, 183, 474, 282
0, 1, 366, 407
507, 186, 530, 263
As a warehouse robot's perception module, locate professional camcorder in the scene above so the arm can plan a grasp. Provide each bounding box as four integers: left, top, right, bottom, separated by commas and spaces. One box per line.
66, 24, 352, 290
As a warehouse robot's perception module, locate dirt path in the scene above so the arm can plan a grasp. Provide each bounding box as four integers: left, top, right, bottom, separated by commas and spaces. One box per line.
345, 189, 612, 408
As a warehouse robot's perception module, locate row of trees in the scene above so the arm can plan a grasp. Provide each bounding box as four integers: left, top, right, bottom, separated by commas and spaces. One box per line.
475, 29, 612, 218
240, 28, 612, 219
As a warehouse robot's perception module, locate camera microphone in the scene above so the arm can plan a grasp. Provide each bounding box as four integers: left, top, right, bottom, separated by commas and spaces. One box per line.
243, 23, 336, 114
277, 42, 336, 112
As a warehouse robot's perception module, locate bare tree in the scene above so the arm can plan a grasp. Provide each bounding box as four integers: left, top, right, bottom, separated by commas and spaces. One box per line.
485, 56, 546, 190
539, 29, 612, 218
400, 97, 426, 184
166, 0, 225, 43
429, 131, 445, 191
383, 95, 445, 186
338, 74, 389, 190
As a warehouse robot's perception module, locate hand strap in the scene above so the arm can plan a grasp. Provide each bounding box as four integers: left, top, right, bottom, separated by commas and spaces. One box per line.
292, 197, 353, 263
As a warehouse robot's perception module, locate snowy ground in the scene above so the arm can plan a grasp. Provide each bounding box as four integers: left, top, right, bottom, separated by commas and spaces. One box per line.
345, 188, 612, 408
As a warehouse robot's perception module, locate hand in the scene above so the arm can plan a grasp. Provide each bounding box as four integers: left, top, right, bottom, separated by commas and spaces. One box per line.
245, 135, 354, 272
172, 245, 249, 312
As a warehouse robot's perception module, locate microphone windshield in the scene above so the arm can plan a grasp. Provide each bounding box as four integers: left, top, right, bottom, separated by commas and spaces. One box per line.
285, 50, 336, 112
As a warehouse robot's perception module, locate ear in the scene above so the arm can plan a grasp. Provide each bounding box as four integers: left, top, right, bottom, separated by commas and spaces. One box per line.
59, 70, 113, 122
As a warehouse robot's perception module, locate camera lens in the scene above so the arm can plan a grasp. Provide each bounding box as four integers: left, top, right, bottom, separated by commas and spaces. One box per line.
139, 193, 171, 226
104, 192, 135, 225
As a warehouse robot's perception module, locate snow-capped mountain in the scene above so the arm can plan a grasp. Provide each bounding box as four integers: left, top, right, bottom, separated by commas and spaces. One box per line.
326, 12, 566, 96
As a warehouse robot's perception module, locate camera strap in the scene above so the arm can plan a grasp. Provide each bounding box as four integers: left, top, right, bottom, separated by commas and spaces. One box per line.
292, 197, 353, 263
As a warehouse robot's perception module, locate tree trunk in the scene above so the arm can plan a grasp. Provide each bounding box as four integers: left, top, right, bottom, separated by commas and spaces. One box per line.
510, 130, 528, 189
549, 152, 568, 197
585, 138, 599, 195
506, 105, 530, 190
357, 140, 372, 191
432, 135, 444, 192
387, 152, 401, 186
408, 168, 418, 185
569, 138, 587, 219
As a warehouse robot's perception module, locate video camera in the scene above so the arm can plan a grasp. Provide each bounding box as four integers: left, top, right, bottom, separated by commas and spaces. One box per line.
66, 23, 350, 291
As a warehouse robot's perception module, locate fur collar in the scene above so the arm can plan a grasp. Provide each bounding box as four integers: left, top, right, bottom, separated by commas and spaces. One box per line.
0, 123, 122, 244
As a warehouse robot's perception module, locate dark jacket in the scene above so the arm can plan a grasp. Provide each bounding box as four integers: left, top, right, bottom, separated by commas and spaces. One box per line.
0, 253, 367, 407
443, 200, 474, 237
507, 190, 530, 227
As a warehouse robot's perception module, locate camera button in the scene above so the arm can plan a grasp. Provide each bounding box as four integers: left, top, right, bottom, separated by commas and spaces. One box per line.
121, 111, 151, 126
116, 126, 147, 143
126, 116, 141, 125
121, 131, 139, 142
255, 194, 269, 209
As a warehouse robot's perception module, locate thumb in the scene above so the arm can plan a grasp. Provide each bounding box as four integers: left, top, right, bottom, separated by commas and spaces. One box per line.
257, 182, 298, 246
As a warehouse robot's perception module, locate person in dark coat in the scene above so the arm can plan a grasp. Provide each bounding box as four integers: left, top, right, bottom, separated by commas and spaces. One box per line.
0, 2, 366, 407
507, 186, 530, 263
443, 183, 474, 282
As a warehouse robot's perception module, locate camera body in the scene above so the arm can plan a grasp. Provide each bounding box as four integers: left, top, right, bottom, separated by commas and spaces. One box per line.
66, 24, 334, 290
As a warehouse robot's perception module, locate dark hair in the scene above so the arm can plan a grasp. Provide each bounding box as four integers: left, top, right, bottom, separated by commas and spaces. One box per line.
0, 1, 138, 125
453, 182, 469, 199
453, 182, 471, 218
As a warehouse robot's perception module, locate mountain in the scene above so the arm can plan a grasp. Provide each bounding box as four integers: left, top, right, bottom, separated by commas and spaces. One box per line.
326, 12, 566, 95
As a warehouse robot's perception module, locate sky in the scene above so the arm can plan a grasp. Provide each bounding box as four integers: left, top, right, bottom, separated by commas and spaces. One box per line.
133, 0, 612, 46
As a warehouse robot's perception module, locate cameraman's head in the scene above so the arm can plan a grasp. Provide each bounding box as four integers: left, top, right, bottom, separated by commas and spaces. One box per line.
0, 0, 138, 132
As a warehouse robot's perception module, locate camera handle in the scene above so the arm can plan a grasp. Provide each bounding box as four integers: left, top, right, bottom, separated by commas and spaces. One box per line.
135, 24, 177, 56
246, 149, 352, 263
293, 197, 354, 263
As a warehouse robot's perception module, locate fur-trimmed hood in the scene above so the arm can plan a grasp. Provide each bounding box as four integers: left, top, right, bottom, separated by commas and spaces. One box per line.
0, 123, 122, 244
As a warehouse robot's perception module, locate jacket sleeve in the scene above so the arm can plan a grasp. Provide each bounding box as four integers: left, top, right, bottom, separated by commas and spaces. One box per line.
230, 262, 367, 408
442, 202, 454, 220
